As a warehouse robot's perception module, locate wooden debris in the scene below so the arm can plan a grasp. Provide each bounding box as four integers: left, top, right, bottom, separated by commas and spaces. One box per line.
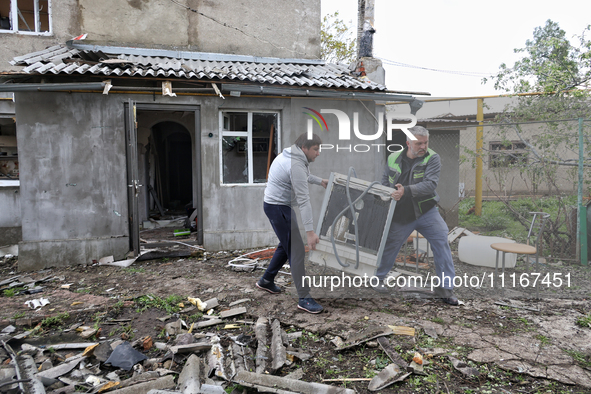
387, 325, 415, 336
82, 343, 99, 357
219, 307, 246, 318
50, 342, 99, 351
98, 381, 120, 392
195, 319, 223, 328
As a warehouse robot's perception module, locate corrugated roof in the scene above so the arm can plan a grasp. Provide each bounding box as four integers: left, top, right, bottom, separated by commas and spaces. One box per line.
9, 43, 387, 91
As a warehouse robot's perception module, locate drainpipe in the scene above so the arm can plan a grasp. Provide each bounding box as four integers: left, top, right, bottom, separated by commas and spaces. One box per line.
475, 98, 484, 216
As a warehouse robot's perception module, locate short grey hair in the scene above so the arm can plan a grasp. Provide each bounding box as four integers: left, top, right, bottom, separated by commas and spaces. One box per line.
407, 126, 429, 141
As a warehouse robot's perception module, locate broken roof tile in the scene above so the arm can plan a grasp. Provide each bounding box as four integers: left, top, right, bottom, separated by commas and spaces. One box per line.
9, 44, 387, 91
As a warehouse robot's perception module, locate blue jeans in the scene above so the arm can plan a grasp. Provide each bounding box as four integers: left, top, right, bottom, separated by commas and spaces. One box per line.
263, 202, 310, 298
377, 207, 455, 290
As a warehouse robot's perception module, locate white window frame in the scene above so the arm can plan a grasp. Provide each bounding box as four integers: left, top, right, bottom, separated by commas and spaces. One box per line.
1, 0, 52, 36
219, 110, 281, 186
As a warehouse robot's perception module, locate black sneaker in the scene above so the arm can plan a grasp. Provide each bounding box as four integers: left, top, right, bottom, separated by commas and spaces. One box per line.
297, 297, 323, 314
256, 278, 281, 294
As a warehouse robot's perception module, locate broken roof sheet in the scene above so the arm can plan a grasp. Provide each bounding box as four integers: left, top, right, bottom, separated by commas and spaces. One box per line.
9, 43, 387, 91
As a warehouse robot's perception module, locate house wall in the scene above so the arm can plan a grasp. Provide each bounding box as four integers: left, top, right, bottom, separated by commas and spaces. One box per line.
13, 90, 389, 269
458, 123, 580, 197
0, 0, 320, 73
15, 92, 130, 270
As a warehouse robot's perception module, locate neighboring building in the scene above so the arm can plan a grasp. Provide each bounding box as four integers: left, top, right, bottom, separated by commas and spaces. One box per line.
388, 96, 584, 213
1, 0, 425, 271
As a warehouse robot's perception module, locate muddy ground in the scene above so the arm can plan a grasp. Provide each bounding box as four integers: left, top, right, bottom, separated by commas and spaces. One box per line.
1, 228, 591, 393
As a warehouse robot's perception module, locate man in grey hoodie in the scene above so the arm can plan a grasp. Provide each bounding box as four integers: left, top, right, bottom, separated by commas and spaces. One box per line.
256, 132, 327, 313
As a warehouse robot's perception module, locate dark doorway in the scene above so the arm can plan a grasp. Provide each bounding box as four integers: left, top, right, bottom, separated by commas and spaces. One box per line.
151, 121, 193, 212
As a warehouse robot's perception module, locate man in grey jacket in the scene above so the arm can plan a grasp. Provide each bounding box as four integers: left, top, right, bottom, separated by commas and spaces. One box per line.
256, 132, 327, 313
377, 126, 458, 305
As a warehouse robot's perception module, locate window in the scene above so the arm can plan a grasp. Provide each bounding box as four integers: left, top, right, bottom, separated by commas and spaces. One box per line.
489, 140, 528, 168
219, 110, 280, 185
0, 116, 18, 181
0, 0, 52, 35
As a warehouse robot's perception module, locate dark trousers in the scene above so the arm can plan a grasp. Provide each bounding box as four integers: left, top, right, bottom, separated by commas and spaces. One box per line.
263, 202, 310, 298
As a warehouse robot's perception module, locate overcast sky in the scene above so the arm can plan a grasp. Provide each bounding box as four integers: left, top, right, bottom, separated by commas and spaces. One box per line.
321, 0, 590, 98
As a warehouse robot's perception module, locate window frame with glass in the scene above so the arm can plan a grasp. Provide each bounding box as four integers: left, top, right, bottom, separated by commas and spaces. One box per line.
0, 0, 52, 35
219, 110, 281, 185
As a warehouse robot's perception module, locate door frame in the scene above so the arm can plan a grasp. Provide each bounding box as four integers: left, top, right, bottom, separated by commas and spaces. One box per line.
125, 101, 202, 255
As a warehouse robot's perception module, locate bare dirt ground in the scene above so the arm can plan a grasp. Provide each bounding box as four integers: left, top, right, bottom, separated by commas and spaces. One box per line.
2, 228, 591, 393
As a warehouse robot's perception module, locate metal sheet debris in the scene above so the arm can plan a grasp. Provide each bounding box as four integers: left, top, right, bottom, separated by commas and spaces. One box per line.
376, 337, 407, 368
368, 363, 410, 391
233, 370, 356, 394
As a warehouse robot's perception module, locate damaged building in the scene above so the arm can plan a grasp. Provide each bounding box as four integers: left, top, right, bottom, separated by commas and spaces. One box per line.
0, 0, 441, 271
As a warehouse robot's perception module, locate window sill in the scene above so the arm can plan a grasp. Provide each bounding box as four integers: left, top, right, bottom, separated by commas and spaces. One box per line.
0, 180, 19, 187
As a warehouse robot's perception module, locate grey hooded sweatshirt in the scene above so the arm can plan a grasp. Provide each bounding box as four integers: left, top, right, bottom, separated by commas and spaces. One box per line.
264, 145, 323, 232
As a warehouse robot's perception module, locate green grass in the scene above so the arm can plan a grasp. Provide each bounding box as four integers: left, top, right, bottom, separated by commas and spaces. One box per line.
576, 313, 591, 328
458, 195, 578, 255
12, 311, 26, 319
135, 294, 185, 314
3, 288, 16, 297
41, 312, 70, 328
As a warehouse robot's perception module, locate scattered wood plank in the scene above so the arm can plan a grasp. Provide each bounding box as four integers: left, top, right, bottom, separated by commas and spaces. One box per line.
220, 307, 246, 318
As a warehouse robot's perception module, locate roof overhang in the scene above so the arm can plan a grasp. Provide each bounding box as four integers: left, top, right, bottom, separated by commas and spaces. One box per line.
0, 82, 106, 92
220, 83, 420, 102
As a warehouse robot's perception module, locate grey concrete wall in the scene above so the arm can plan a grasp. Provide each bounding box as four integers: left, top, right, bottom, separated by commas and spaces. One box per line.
200, 96, 286, 251
15, 92, 129, 270
0, 186, 21, 245
1, 0, 320, 74
78, 0, 320, 59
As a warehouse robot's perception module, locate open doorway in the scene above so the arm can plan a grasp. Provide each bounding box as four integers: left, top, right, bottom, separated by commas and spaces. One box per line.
150, 121, 192, 213
126, 105, 202, 250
